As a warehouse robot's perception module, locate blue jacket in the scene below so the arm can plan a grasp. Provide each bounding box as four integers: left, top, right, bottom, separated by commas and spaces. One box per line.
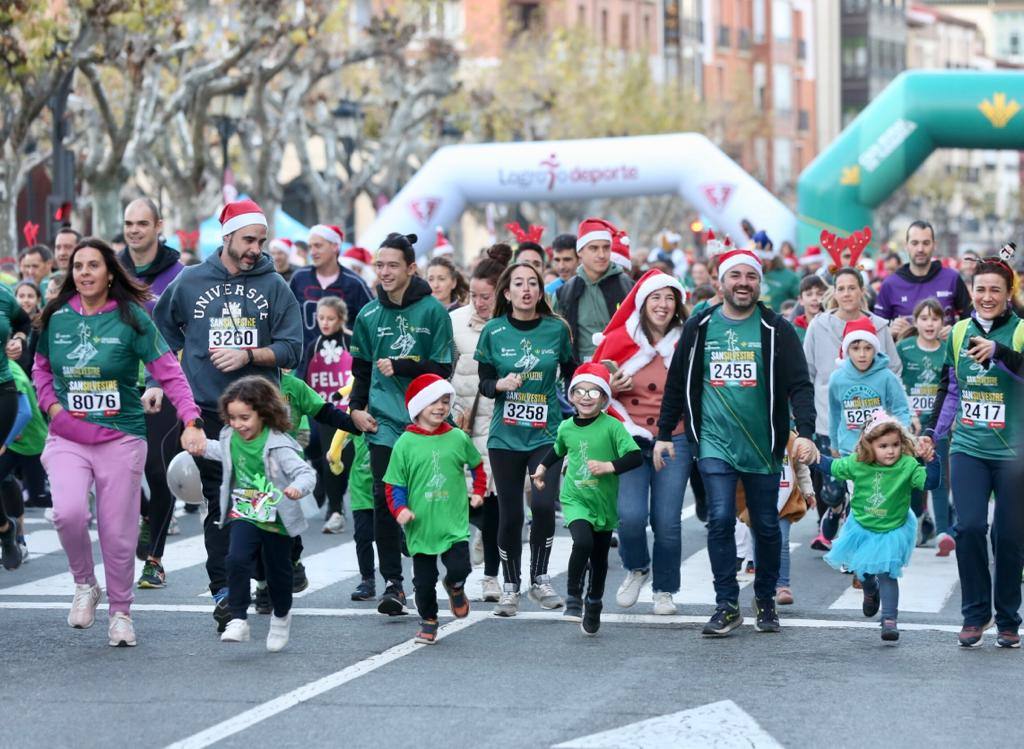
289, 263, 373, 348
828, 352, 911, 456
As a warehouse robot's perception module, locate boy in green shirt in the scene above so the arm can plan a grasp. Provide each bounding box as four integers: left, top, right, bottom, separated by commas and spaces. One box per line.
532, 363, 641, 636
384, 374, 487, 645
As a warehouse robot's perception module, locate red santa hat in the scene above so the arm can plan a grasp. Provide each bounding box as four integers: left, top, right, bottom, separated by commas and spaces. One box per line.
800, 245, 823, 266
219, 199, 267, 237
610, 228, 631, 269
341, 246, 373, 268
577, 217, 615, 252
840, 317, 880, 359
717, 248, 763, 280
432, 227, 453, 257
569, 362, 612, 405
309, 224, 345, 247
405, 374, 456, 421
269, 238, 293, 254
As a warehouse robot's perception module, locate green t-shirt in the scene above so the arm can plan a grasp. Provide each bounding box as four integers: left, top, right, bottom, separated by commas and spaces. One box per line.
699, 307, 779, 474
896, 337, 944, 417
690, 299, 711, 317
947, 317, 1023, 460
829, 454, 926, 532
228, 427, 287, 535
553, 413, 639, 532
760, 268, 801, 311
38, 302, 168, 438
382, 426, 482, 556
8, 361, 46, 455
350, 294, 454, 447
348, 433, 374, 512
475, 315, 572, 452
0, 284, 28, 385
279, 372, 326, 439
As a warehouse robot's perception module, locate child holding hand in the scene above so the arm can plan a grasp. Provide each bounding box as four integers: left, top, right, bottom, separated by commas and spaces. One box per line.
384, 374, 487, 645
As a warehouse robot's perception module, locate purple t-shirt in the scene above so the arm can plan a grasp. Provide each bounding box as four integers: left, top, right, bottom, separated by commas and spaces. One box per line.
873, 262, 970, 326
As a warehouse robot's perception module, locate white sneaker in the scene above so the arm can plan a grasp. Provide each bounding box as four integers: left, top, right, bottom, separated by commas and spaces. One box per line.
492, 584, 520, 617
470, 527, 485, 566
266, 612, 291, 652
220, 618, 251, 642
528, 574, 564, 609
166, 516, 181, 536
322, 512, 345, 534
480, 575, 502, 603
108, 613, 137, 647
68, 583, 102, 629
616, 569, 650, 608
652, 592, 677, 616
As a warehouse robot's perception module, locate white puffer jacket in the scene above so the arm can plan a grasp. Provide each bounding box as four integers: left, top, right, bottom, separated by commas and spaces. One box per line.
450, 304, 494, 493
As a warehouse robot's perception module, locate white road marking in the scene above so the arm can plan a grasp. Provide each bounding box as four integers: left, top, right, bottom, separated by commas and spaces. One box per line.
20, 528, 99, 558
162, 614, 483, 749
829, 547, 960, 613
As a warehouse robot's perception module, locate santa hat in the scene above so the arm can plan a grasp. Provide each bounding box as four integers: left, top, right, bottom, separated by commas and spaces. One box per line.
432, 227, 453, 257
269, 238, 293, 255
341, 246, 373, 268
577, 217, 615, 252
705, 230, 733, 259
611, 228, 631, 269
405, 374, 456, 421
219, 199, 267, 237
309, 224, 344, 247
840, 317, 880, 359
717, 249, 763, 280
800, 245, 823, 266
569, 363, 612, 405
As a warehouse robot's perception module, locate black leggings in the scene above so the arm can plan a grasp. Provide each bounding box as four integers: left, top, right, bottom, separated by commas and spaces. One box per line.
567, 520, 612, 602
490, 446, 562, 588
470, 492, 500, 577
139, 395, 182, 560
0, 451, 46, 526
353, 508, 375, 580
369, 443, 404, 584
412, 541, 471, 621
0, 387, 19, 447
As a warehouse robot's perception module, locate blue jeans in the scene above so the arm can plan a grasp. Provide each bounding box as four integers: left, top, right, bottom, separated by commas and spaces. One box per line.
699, 457, 782, 605
932, 437, 952, 534
616, 434, 692, 593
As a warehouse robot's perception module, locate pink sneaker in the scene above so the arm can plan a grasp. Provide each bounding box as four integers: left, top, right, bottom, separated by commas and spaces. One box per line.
809, 533, 832, 552
936, 533, 956, 557
68, 583, 102, 629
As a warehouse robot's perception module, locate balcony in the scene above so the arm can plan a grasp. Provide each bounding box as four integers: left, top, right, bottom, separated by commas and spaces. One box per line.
797, 39, 806, 60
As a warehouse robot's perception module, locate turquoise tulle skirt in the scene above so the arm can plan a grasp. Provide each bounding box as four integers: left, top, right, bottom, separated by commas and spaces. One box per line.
824, 511, 917, 581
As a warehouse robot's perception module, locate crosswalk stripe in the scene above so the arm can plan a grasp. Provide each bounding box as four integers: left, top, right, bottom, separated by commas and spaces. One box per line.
22, 528, 99, 558
441, 536, 575, 602
293, 541, 361, 599
828, 547, 960, 613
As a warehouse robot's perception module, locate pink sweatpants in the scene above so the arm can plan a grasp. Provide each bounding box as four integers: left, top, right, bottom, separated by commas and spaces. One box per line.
42, 433, 147, 615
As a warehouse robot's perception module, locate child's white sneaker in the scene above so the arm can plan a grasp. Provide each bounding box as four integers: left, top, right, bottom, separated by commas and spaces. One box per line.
266, 613, 291, 652
221, 618, 250, 643
652, 592, 677, 616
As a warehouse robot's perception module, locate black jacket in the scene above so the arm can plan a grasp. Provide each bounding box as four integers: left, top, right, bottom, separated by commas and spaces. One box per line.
656, 302, 816, 462
555, 270, 634, 360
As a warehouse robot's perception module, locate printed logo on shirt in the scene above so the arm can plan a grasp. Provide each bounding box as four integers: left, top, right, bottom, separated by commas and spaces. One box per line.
383, 315, 430, 359
513, 337, 541, 373
193, 284, 271, 321
424, 450, 449, 500
208, 302, 258, 349
319, 339, 343, 365
573, 440, 597, 489
865, 472, 887, 515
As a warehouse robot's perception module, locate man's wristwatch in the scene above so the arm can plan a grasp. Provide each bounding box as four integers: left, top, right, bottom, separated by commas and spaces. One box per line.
246, 349, 255, 365
185, 417, 205, 431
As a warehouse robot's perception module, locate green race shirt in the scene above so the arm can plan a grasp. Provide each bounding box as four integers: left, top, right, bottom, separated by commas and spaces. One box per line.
350, 295, 453, 447
8, 361, 46, 455
38, 302, 168, 438
0, 284, 28, 385
896, 337, 944, 417
348, 433, 374, 512
228, 427, 287, 535
829, 454, 925, 532
383, 427, 482, 556
699, 307, 779, 474
279, 372, 326, 439
760, 268, 801, 311
553, 413, 639, 532
946, 317, 1022, 460
474, 314, 572, 452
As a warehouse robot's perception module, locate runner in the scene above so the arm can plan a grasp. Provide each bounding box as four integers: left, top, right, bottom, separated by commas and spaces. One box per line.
348, 232, 454, 616
32, 238, 204, 646
545, 234, 579, 296
920, 253, 1024, 648
153, 199, 304, 632
426, 255, 468, 311
51, 227, 81, 273
475, 261, 575, 616
655, 247, 818, 637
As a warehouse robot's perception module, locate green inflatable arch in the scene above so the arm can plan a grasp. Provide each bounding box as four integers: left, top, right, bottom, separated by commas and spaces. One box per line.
797, 70, 1024, 251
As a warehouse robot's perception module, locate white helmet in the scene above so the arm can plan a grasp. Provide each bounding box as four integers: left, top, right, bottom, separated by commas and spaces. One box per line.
167, 452, 204, 505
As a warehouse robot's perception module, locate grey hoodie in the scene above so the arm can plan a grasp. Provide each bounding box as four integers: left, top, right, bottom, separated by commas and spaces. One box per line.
802, 309, 902, 437
154, 249, 303, 410
203, 427, 317, 537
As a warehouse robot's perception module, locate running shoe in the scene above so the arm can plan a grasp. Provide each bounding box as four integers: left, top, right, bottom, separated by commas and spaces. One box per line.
609, 532, 619, 548
213, 588, 232, 633
254, 585, 272, 614
480, 576, 502, 603
615, 569, 650, 608
183, 503, 199, 514
744, 560, 756, 575
415, 619, 439, 645
862, 587, 880, 617
775, 587, 794, 606
936, 532, 956, 557
581, 599, 602, 636
322, 512, 345, 534
958, 620, 994, 648
527, 575, 564, 609
377, 582, 408, 616
137, 560, 166, 589
917, 515, 936, 548
350, 579, 376, 601
220, 619, 250, 643
266, 612, 291, 652
68, 583, 102, 629
108, 613, 137, 647
492, 584, 520, 618
996, 631, 1021, 649
702, 603, 742, 637
135, 519, 151, 562
443, 580, 470, 618
809, 533, 831, 551
754, 598, 780, 633
563, 596, 583, 622
880, 618, 899, 643
1, 520, 22, 570
292, 561, 309, 593
166, 516, 181, 536
652, 592, 677, 616
17, 536, 28, 564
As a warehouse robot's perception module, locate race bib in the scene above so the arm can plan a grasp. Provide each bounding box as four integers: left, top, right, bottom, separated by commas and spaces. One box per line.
960, 399, 1005, 429
844, 406, 879, 431
209, 325, 257, 349
709, 360, 757, 387
910, 394, 935, 414
502, 398, 548, 428
230, 487, 281, 523
67, 380, 121, 416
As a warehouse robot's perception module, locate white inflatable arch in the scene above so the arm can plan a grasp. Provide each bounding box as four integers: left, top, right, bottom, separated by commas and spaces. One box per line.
359, 133, 795, 256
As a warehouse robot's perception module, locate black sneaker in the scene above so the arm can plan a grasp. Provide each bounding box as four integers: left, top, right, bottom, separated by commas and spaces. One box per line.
917, 515, 936, 548
212, 590, 232, 633
881, 618, 899, 643
609, 533, 619, 549
377, 582, 408, 616
135, 520, 151, 562
254, 585, 272, 615
1, 521, 22, 570
183, 503, 199, 514
415, 619, 439, 645
754, 598, 781, 633
996, 631, 1021, 649
292, 561, 309, 593
563, 596, 583, 622
581, 599, 602, 636
351, 579, 376, 601
862, 587, 880, 618
702, 604, 743, 637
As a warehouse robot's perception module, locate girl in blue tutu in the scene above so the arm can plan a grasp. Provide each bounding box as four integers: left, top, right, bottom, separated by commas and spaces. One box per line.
815, 412, 941, 642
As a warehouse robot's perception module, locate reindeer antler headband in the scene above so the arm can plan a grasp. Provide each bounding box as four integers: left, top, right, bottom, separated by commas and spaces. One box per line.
819, 226, 872, 274
506, 222, 545, 246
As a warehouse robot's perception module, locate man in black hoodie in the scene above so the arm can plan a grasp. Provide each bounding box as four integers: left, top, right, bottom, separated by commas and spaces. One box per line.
349, 233, 454, 616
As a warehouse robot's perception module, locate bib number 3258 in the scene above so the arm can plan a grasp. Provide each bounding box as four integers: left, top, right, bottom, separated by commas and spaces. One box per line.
503, 400, 548, 428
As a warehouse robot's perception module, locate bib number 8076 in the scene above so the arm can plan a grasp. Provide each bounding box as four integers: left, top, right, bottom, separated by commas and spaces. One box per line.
69, 391, 120, 413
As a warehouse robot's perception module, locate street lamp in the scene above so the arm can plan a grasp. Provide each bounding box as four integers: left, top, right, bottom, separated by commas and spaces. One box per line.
209, 88, 247, 200
332, 98, 363, 154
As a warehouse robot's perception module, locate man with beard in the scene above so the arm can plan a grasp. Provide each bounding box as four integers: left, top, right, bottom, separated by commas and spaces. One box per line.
655, 248, 817, 638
